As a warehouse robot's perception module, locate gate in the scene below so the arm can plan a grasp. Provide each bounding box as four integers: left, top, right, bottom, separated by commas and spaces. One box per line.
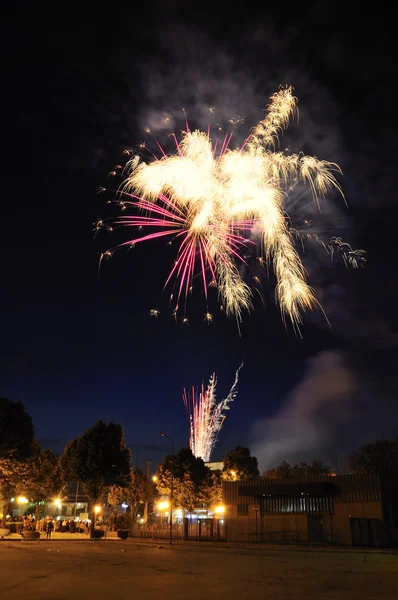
185, 518, 226, 541
307, 514, 323, 542
350, 518, 378, 546
132, 518, 226, 542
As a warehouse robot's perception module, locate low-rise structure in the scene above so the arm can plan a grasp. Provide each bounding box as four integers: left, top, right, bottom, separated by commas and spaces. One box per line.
223, 473, 397, 546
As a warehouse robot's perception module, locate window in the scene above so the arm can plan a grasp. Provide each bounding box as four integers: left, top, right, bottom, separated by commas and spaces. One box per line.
261, 495, 334, 514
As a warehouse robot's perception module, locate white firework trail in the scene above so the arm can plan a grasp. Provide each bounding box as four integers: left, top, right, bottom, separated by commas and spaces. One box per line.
183, 363, 243, 462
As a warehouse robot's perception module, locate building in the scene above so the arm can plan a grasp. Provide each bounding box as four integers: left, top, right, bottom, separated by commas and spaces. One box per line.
205, 461, 224, 471
223, 473, 397, 546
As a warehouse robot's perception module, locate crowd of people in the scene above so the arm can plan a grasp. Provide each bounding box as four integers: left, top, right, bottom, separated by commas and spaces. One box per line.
36, 517, 91, 536
12, 514, 92, 537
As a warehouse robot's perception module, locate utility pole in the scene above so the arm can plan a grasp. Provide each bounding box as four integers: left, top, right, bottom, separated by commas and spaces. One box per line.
160, 432, 174, 545
73, 481, 80, 520
143, 461, 151, 524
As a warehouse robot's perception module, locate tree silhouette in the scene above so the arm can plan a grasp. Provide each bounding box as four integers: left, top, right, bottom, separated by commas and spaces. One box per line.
0, 398, 35, 526
60, 421, 131, 537
222, 446, 259, 481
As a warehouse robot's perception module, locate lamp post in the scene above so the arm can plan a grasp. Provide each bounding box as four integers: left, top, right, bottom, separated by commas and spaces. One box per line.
157, 501, 169, 525
94, 505, 101, 527
160, 431, 174, 545
17, 496, 29, 519
254, 506, 259, 542
73, 481, 79, 520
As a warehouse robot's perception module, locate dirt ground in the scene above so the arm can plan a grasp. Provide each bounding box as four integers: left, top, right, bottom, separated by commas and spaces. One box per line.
0, 540, 397, 599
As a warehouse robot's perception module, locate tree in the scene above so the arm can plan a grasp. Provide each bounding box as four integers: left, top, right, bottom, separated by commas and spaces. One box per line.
128, 469, 154, 519
349, 438, 398, 531
349, 438, 398, 479
222, 446, 259, 481
208, 470, 223, 506
0, 398, 35, 526
264, 460, 293, 479
264, 460, 331, 479
108, 485, 126, 508
155, 448, 214, 515
0, 398, 35, 460
0, 458, 29, 524
19, 446, 63, 520
60, 421, 131, 537
177, 472, 198, 513
108, 467, 154, 532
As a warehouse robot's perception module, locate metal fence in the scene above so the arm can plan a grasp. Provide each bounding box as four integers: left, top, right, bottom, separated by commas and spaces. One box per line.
131, 518, 226, 542
225, 519, 306, 545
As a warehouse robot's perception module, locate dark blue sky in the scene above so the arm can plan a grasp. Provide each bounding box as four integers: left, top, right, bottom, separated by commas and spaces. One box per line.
2, 3, 397, 471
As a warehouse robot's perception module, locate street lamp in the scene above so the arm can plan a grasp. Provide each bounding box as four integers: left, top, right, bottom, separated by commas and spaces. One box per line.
17, 496, 29, 518
157, 500, 169, 524
160, 431, 174, 545
94, 505, 101, 526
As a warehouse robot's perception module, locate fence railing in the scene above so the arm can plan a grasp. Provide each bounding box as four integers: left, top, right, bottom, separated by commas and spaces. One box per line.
131, 518, 226, 542
233, 530, 304, 545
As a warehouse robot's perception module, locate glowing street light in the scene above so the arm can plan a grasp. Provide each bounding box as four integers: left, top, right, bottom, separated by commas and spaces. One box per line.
94, 505, 101, 514
214, 505, 225, 515
157, 501, 169, 525
152, 475, 158, 482
53, 498, 62, 509
17, 496, 28, 517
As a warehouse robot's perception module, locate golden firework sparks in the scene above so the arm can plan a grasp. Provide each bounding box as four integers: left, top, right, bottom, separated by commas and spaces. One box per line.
105, 86, 363, 328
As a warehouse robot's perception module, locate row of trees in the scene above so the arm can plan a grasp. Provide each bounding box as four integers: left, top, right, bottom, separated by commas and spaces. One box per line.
2, 396, 396, 536
0, 398, 260, 536
152, 445, 260, 515
264, 460, 332, 479
262, 439, 398, 480
0, 398, 148, 536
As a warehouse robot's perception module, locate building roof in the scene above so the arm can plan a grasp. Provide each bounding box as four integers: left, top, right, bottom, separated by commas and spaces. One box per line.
239, 481, 338, 497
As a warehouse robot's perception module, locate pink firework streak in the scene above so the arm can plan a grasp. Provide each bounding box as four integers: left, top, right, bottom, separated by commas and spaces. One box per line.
99, 87, 358, 327
182, 363, 243, 462
99, 115, 257, 323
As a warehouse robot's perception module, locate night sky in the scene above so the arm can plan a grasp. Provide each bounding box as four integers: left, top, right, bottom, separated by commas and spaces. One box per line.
3, 3, 397, 473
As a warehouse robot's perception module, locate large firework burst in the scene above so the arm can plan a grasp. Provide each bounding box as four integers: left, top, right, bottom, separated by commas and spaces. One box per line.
98, 86, 365, 327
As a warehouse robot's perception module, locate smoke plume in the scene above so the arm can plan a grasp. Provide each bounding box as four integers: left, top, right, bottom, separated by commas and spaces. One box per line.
251, 351, 357, 471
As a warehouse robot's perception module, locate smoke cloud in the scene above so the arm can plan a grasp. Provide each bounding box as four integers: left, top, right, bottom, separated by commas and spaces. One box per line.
250, 286, 398, 473
132, 22, 345, 165
250, 351, 357, 471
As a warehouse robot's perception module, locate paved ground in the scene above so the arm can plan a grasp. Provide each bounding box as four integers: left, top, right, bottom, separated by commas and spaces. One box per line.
0, 540, 397, 599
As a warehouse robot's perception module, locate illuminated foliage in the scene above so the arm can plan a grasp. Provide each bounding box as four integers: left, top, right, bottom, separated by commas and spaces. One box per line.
155, 448, 214, 512
222, 446, 259, 481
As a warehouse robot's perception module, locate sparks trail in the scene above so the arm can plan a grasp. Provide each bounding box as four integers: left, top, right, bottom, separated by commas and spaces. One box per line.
183, 363, 243, 463
99, 86, 365, 328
